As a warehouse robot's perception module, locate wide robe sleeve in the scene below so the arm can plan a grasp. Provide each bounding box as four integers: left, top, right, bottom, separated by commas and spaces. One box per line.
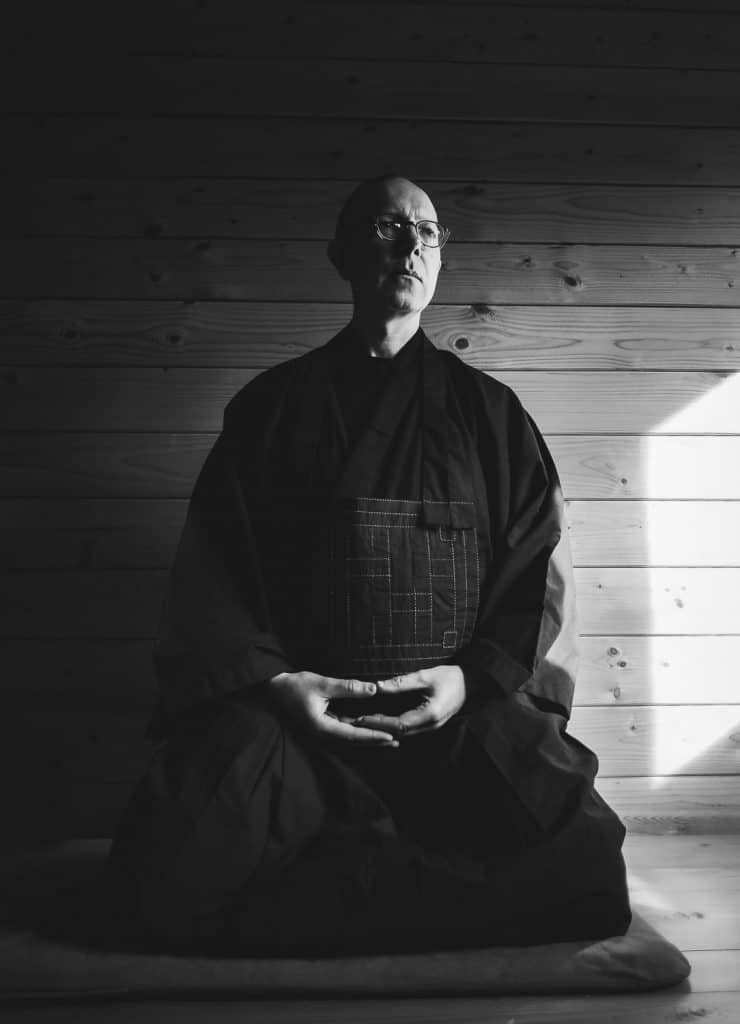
151, 422, 294, 725
456, 388, 579, 719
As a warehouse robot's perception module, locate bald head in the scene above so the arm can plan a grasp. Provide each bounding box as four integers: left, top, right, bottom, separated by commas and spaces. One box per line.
333, 175, 438, 243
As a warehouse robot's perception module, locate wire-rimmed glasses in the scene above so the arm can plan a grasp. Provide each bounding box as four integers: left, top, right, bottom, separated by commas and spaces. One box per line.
373, 217, 451, 249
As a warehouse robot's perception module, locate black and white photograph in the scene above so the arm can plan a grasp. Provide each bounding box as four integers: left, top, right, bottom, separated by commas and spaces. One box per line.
1, 1, 739, 1021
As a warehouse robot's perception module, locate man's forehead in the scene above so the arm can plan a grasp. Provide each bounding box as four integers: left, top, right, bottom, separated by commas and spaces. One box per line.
369, 178, 437, 218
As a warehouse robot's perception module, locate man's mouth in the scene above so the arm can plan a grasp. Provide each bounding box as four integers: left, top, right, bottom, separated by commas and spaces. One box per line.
393, 270, 421, 281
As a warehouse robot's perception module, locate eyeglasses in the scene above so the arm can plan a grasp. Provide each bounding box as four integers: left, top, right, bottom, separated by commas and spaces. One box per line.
373, 217, 451, 249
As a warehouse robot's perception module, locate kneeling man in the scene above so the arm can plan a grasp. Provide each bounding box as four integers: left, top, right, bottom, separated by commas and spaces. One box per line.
106, 175, 632, 954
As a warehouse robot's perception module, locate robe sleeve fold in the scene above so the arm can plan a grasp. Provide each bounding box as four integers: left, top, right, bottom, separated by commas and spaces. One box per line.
456, 392, 578, 718
152, 429, 294, 724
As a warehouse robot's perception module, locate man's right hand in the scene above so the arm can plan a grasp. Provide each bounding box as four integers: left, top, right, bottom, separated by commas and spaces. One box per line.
266, 671, 399, 747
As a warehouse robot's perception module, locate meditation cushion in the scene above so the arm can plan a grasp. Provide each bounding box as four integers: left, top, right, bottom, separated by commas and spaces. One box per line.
0, 840, 690, 1001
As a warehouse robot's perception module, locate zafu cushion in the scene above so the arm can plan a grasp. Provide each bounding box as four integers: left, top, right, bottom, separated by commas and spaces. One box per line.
0, 841, 690, 1001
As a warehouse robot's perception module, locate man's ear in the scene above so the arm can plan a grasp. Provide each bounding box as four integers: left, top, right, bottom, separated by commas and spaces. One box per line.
327, 237, 350, 280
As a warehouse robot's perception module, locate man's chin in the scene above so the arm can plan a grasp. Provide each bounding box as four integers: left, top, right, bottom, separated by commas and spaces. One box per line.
354, 288, 428, 318
382, 290, 426, 314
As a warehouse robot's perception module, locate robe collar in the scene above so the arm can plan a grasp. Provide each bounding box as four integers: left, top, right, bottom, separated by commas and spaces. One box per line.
291, 324, 476, 528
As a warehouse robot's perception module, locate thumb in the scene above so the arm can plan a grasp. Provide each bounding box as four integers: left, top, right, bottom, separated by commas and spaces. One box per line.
324, 677, 378, 699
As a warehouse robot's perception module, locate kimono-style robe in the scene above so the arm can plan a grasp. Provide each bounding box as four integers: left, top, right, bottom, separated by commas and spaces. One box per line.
105, 327, 631, 954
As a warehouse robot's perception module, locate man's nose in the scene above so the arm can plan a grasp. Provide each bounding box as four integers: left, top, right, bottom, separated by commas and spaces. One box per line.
395, 226, 422, 255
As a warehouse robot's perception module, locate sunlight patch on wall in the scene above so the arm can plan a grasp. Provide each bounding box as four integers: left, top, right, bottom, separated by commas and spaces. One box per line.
651, 707, 740, 778
647, 372, 740, 786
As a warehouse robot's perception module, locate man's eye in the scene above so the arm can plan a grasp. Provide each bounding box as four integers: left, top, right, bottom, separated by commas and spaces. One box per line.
380, 219, 401, 230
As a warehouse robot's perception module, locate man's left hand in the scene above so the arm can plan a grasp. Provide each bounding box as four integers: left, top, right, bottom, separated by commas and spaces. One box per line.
347, 664, 467, 739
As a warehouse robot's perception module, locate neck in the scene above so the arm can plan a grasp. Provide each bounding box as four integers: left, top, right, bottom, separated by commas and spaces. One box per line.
348, 310, 421, 358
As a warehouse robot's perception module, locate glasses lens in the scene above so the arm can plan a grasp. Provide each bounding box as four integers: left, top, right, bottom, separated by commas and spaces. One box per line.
374, 218, 448, 247
376, 218, 402, 241
417, 221, 441, 246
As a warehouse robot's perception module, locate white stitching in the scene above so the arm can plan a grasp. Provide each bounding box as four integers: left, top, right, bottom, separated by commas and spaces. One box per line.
472, 527, 481, 618
425, 528, 433, 643
353, 497, 473, 505
386, 524, 392, 644
447, 528, 458, 634
355, 641, 454, 649
461, 528, 469, 640
349, 654, 450, 661
356, 512, 419, 520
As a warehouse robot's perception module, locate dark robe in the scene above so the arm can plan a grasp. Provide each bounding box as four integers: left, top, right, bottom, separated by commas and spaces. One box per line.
105, 326, 631, 954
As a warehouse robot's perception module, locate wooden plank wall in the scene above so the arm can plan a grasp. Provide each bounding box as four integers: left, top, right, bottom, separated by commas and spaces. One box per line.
3, 0, 740, 837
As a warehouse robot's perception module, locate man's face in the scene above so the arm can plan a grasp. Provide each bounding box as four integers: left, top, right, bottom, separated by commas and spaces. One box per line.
337, 178, 443, 318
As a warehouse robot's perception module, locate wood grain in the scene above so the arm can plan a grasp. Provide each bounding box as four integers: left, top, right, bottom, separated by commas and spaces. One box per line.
3, 567, 740, 637
577, 636, 740, 707
9, 0, 740, 26
0, 990, 735, 1023
0, 570, 167, 638
0, 632, 736, 715
5, 58, 740, 126
0, 498, 186, 569
12, 6, 740, 71
567, 501, 740, 567
1, 638, 157, 710
575, 567, 740, 635
9, 180, 740, 246
572, 704, 740, 777
3, 498, 740, 570
6, 778, 740, 841
1, 705, 738, 782
676, 951, 740, 992
4, 434, 740, 499
7, 117, 740, 187
624, 833, 740, 869
1, 781, 135, 839
6, 367, 740, 433
598, 775, 740, 834
4, 635, 738, 711
4, 301, 740, 371
627, 863, 740, 951
0, 433, 211, 498
8, 239, 740, 304
0, 712, 151, 782
548, 436, 740, 500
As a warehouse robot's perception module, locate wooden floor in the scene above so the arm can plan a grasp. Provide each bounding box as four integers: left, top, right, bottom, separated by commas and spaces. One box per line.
3, 832, 739, 1023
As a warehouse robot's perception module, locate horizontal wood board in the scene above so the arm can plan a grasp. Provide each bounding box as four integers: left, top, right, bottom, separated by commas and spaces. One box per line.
6, 434, 740, 499
2, 499, 740, 568
10, 181, 740, 246
10, 5, 740, 72
3, 635, 739, 711
7, 59, 740, 128
3, 302, 740, 370
8, 240, 740, 304
4, 568, 740, 637
9, 118, 740, 186
4, 776, 740, 839
5, 367, 740, 432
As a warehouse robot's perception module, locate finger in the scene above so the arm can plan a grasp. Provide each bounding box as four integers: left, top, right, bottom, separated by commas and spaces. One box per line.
358, 706, 439, 738
318, 715, 399, 746
324, 676, 378, 700
394, 705, 441, 735
375, 673, 426, 693
354, 714, 407, 738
